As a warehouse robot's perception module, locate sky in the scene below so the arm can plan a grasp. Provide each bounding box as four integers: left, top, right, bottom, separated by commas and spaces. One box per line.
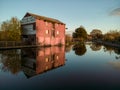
0, 0, 120, 34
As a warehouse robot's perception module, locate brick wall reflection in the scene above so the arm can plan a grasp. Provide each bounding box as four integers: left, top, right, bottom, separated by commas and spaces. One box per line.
36, 46, 65, 74
21, 46, 65, 78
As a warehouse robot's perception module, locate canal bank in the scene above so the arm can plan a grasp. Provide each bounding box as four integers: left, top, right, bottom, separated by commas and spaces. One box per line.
92, 40, 120, 48
0, 44, 63, 50
0, 45, 38, 50
0, 41, 64, 50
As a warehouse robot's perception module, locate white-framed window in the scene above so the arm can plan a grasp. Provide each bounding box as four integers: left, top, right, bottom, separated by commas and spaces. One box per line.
46, 30, 49, 34
56, 55, 59, 60
45, 57, 49, 62
57, 31, 59, 35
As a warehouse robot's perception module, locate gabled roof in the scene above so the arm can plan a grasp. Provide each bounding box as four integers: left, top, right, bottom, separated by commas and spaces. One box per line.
24, 12, 65, 25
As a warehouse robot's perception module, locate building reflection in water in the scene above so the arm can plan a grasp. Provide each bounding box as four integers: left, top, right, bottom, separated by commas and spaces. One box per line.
21, 46, 65, 78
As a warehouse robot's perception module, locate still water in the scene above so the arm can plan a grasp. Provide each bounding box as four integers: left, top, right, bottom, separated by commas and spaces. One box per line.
0, 43, 120, 90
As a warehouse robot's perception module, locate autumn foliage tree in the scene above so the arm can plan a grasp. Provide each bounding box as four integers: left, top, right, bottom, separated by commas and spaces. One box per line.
65, 34, 73, 45
0, 17, 21, 41
103, 30, 120, 43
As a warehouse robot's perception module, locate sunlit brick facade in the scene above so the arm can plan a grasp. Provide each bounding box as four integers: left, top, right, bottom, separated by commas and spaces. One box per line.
21, 12, 65, 46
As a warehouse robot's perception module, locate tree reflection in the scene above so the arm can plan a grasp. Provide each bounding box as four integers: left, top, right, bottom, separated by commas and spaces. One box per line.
73, 43, 87, 56
0, 49, 21, 74
102, 45, 120, 70
103, 45, 115, 53
90, 43, 102, 51
114, 48, 120, 55
114, 48, 120, 60
65, 45, 73, 53
103, 45, 120, 54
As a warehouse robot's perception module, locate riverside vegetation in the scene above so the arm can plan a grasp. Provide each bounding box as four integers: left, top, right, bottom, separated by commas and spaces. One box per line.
0, 17, 120, 47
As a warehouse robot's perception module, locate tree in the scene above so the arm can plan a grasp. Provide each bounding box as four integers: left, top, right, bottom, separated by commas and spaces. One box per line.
0, 17, 21, 41
90, 29, 103, 40
65, 34, 73, 45
72, 26, 87, 41
103, 30, 120, 43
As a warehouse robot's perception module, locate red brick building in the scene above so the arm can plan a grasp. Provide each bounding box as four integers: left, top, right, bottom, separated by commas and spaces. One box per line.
21, 12, 66, 46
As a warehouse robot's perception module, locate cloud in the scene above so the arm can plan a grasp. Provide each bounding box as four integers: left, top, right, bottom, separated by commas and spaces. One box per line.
110, 8, 120, 16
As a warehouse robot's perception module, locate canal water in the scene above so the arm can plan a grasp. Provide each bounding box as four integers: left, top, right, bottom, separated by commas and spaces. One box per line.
0, 43, 120, 90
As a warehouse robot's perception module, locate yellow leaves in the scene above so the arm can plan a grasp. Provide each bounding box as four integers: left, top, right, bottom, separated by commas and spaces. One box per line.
0, 17, 21, 41
104, 30, 120, 42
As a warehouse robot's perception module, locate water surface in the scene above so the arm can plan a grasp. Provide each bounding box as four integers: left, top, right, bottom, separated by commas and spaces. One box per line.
0, 43, 120, 90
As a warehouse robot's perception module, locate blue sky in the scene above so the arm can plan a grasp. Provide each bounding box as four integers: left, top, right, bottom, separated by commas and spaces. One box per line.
0, 0, 120, 34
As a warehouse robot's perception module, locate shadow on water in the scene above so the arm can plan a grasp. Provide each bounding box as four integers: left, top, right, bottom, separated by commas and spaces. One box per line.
0, 46, 65, 78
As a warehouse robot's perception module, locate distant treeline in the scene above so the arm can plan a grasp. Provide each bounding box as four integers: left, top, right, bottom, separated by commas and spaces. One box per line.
66, 26, 120, 45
